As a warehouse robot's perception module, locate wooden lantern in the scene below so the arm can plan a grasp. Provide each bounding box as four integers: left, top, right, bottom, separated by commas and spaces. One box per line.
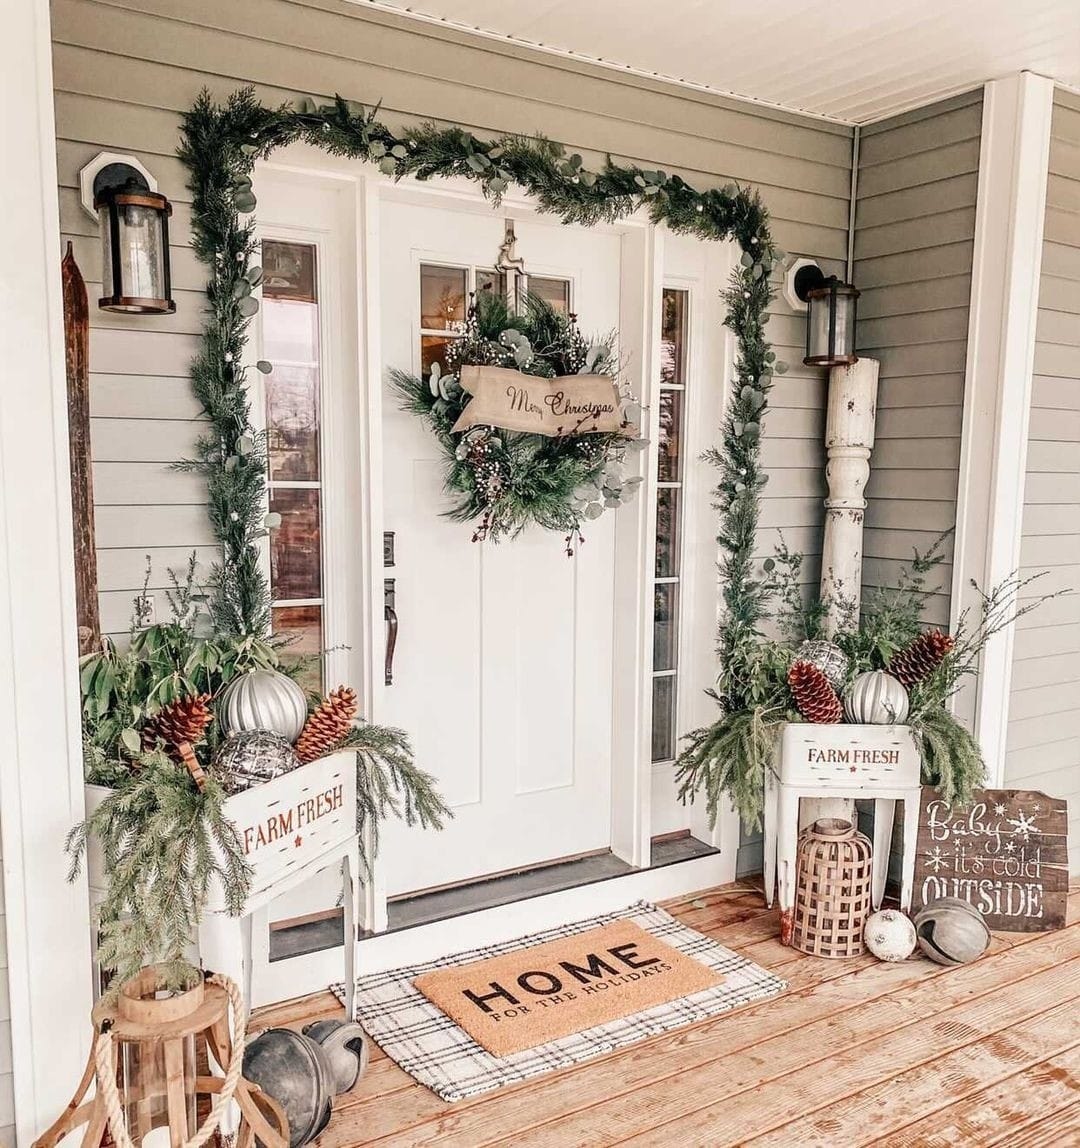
790, 818, 873, 959
33, 966, 288, 1148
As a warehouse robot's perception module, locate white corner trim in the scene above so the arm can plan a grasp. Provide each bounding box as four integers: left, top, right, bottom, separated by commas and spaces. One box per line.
0, 0, 94, 1140
951, 72, 1054, 784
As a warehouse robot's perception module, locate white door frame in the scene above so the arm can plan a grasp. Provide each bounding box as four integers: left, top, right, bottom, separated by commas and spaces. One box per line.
951, 73, 1054, 782
0, 0, 94, 1139
249, 147, 738, 1003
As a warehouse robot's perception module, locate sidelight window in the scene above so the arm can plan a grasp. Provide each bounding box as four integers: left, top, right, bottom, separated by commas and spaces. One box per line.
651, 288, 689, 763
261, 238, 326, 693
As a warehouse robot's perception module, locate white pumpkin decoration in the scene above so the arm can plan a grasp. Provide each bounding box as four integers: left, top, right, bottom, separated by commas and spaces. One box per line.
863, 909, 917, 962
796, 639, 850, 692
218, 668, 308, 743
844, 670, 909, 724
914, 897, 991, 966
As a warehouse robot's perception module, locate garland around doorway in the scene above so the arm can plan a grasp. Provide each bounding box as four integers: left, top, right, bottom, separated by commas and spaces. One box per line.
178, 87, 787, 709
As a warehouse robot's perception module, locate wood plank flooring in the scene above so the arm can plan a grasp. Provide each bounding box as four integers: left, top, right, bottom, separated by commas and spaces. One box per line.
253, 881, 1080, 1147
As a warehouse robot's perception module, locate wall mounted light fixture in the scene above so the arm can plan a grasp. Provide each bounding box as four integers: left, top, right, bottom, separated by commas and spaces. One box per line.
78, 152, 175, 315
783, 257, 859, 368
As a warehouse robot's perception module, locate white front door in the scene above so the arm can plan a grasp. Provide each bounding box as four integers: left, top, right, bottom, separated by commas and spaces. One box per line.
379, 194, 624, 896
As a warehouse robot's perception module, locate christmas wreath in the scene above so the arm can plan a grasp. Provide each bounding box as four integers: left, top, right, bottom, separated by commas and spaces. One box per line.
391, 292, 644, 549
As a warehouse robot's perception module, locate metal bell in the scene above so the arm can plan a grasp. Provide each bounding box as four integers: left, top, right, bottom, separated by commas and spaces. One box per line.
302, 1018, 370, 1094
242, 1027, 335, 1148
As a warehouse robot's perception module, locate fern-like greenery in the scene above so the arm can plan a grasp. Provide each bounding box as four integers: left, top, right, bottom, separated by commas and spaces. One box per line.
333, 723, 452, 871
66, 751, 252, 992
675, 703, 786, 832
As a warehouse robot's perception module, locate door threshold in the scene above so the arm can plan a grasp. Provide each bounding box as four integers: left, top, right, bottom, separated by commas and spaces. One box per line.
267, 835, 717, 963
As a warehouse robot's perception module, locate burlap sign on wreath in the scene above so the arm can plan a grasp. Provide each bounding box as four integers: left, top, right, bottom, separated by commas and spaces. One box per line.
451, 365, 630, 438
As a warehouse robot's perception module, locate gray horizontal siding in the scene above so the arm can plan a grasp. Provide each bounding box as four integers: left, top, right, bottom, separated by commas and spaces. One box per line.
1005, 89, 1080, 872
853, 89, 983, 628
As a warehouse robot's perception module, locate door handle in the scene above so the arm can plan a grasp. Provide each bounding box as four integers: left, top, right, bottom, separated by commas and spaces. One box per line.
384, 578, 398, 686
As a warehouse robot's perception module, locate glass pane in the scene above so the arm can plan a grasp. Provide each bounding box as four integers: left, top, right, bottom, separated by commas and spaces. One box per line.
653, 584, 679, 672
651, 675, 676, 763
269, 488, 322, 601
476, 269, 506, 300
421, 265, 467, 330
272, 605, 323, 696
421, 335, 457, 380
262, 297, 319, 365
657, 389, 683, 483
529, 276, 570, 313
661, 288, 688, 386
655, 487, 681, 578
265, 363, 320, 481
111, 203, 165, 301
263, 241, 317, 302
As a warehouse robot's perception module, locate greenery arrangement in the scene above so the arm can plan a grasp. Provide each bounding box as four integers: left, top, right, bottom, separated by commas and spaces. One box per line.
675, 534, 1058, 829
178, 86, 782, 637
392, 292, 641, 549
70, 564, 449, 988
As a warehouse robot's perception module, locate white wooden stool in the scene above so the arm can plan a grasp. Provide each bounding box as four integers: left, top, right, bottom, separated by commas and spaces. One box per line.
764, 723, 922, 933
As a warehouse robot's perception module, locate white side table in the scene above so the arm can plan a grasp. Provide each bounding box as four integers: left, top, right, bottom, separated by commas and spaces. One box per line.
764, 723, 922, 938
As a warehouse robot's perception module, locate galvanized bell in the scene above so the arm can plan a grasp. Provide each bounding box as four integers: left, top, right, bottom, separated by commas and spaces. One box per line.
302, 1018, 370, 1094
242, 1027, 335, 1148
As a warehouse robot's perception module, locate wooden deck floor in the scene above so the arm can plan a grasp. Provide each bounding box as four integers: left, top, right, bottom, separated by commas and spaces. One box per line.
254, 881, 1080, 1147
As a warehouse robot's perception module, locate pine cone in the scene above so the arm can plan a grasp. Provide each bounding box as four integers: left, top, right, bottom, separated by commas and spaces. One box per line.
788, 660, 844, 724
295, 686, 358, 764
142, 693, 213, 753
888, 629, 955, 690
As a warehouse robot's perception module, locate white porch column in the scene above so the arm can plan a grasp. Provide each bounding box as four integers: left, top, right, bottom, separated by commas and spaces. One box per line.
0, 0, 94, 1141
951, 72, 1054, 784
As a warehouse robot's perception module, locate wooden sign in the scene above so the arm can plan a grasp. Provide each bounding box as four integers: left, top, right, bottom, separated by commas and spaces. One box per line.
913, 787, 1069, 932
452, 365, 629, 437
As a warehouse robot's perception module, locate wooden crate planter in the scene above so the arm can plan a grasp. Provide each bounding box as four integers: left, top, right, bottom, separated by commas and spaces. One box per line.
86, 750, 361, 1010
765, 722, 923, 941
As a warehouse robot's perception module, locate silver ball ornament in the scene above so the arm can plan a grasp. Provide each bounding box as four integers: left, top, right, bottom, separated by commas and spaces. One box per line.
796, 639, 850, 692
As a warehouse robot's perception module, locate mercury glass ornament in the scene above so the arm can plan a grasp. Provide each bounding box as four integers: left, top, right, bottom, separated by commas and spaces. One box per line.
213, 729, 300, 793
863, 909, 917, 962
796, 639, 849, 692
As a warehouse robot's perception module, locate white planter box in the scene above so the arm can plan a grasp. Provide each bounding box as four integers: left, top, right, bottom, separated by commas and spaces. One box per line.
777, 721, 921, 790
84, 750, 359, 994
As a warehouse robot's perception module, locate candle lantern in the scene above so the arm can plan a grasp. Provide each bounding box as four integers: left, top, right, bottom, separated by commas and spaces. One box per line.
804, 275, 859, 368
95, 175, 175, 314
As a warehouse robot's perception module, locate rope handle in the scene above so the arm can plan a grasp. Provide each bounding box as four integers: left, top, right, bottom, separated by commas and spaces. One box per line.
94, 972, 248, 1148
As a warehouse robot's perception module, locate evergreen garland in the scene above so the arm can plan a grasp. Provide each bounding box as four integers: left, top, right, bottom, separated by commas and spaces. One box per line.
178, 87, 783, 669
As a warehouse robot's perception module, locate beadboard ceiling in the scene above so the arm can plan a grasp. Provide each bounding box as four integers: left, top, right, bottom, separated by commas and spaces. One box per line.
354, 0, 1080, 123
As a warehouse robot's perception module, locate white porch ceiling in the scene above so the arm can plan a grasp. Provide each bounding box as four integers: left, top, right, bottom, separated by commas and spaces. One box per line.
357, 0, 1080, 123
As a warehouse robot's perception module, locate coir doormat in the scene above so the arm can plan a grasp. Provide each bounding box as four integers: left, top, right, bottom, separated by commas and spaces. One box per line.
331, 902, 786, 1101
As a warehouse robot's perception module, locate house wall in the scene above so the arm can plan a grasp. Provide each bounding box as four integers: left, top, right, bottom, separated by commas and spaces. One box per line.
1004, 88, 1080, 870
51, 0, 850, 642
853, 89, 984, 630
51, 0, 851, 878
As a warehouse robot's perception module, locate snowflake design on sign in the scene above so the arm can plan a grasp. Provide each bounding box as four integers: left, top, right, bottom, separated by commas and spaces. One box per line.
924, 845, 949, 873
1007, 807, 1040, 841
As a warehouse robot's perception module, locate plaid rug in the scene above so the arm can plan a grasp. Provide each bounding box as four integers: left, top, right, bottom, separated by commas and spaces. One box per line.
330, 901, 786, 1101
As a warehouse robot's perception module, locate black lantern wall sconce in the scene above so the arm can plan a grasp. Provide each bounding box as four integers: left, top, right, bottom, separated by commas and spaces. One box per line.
78, 152, 175, 315
783, 257, 859, 368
